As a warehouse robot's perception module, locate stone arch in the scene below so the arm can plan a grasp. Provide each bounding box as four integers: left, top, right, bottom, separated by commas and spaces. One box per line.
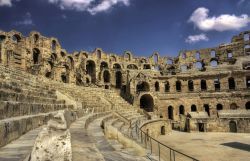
115, 71, 122, 88
214, 78, 220, 91
103, 70, 110, 83
140, 94, 154, 112
210, 50, 216, 58
100, 61, 108, 70
195, 62, 203, 70
97, 49, 102, 59
113, 63, 121, 70
86, 60, 96, 83
33, 48, 40, 64
34, 34, 39, 43
143, 64, 151, 69
136, 81, 150, 92
245, 101, 250, 110
127, 64, 138, 70
228, 77, 236, 90
168, 106, 174, 120
165, 81, 170, 92
201, 79, 207, 91
155, 81, 160, 91
230, 103, 237, 110
191, 105, 197, 112
179, 105, 185, 115
0, 35, 6, 43
229, 121, 237, 133
67, 56, 74, 69
52, 40, 57, 51
153, 53, 159, 64
161, 126, 165, 135
176, 80, 182, 92
217, 104, 223, 111
188, 80, 194, 91
124, 52, 132, 61
210, 60, 218, 67
195, 52, 200, 60
12, 34, 21, 43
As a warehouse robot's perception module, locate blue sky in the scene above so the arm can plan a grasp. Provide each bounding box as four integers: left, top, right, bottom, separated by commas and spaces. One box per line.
0, 0, 250, 57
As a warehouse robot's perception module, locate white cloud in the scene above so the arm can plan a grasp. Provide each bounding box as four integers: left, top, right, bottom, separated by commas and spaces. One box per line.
185, 33, 209, 44
189, 7, 250, 32
0, 0, 13, 6
48, 0, 131, 15
15, 12, 34, 26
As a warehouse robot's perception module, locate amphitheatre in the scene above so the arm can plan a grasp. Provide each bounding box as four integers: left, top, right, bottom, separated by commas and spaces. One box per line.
0, 29, 250, 161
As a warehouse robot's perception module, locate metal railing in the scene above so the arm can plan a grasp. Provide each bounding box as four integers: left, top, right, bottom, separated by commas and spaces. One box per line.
131, 122, 199, 161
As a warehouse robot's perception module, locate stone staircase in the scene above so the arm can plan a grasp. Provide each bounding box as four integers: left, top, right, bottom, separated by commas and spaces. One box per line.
0, 65, 74, 160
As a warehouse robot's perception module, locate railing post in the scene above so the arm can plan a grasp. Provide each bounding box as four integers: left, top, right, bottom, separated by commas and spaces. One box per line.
158, 142, 160, 161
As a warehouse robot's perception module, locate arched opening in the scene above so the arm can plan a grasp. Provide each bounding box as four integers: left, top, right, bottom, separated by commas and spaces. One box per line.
229, 121, 237, 133
154, 54, 158, 63
245, 45, 250, 55
97, 50, 101, 59
227, 52, 233, 59
191, 105, 197, 112
100, 61, 108, 70
127, 64, 138, 70
182, 52, 186, 59
217, 104, 223, 111
244, 34, 249, 41
155, 81, 160, 92
204, 104, 210, 116
168, 106, 174, 120
124, 52, 131, 61
61, 51, 66, 57
140, 94, 154, 112
165, 82, 170, 92
143, 64, 151, 69
161, 126, 165, 135
179, 105, 185, 115
137, 81, 150, 92
230, 103, 237, 110
33, 48, 40, 64
0, 35, 6, 43
52, 40, 56, 51
67, 56, 74, 68
34, 34, 39, 43
246, 76, 250, 88
176, 80, 181, 92
113, 63, 121, 69
210, 50, 216, 58
245, 102, 250, 110
188, 80, 194, 91
103, 71, 110, 83
51, 53, 57, 62
12, 34, 21, 43
61, 74, 68, 83
195, 62, 203, 70
201, 80, 207, 91
210, 60, 218, 67
105, 85, 109, 89
86, 78, 90, 84
166, 59, 173, 65
115, 71, 122, 88
86, 60, 96, 83
228, 77, 236, 90
214, 78, 220, 91
196, 52, 200, 60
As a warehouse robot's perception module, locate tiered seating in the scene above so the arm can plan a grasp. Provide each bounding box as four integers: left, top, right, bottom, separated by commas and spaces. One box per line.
0, 65, 73, 149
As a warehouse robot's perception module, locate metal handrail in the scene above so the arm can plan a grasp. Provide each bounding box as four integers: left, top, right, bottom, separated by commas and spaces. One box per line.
133, 121, 199, 161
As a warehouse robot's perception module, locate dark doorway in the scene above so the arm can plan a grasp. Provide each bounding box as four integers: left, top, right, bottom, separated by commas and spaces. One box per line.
191, 105, 197, 112
100, 62, 108, 70
115, 71, 122, 88
168, 106, 174, 120
229, 121, 237, 133
103, 71, 110, 83
179, 105, 185, 115
201, 80, 207, 91
198, 123, 205, 132
165, 82, 170, 92
228, 77, 236, 90
155, 81, 160, 91
188, 80, 194, 91
217, 104, 223, 111
161, 126, 165, 135
246, 102, 250, 110
61, 74, 67, 83
137, 81, 150, 92
214, 78, 221, 91
246, 77, 250, 88
176, 80, 181, 92
204, 104, 210, 116
86, 60, 96, 83
33, 48, 40, 64
140, 94, 154, 112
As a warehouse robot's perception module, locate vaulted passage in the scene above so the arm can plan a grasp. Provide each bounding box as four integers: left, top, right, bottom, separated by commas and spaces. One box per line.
229, 121, 237, 133
137, 81, 150, 92
103, 70, 110, 83
115, 71, 122, 88
33, 48, 40, 64
168, 106, 174, 120
140, 94, 154, 112
86, 60, 96, 83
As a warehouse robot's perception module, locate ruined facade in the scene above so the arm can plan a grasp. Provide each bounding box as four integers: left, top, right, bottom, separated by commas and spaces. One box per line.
0, 29, 250, 133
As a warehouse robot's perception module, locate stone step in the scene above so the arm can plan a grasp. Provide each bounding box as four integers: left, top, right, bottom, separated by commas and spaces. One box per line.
0, 111, 59, 148
0, 101, 72, 120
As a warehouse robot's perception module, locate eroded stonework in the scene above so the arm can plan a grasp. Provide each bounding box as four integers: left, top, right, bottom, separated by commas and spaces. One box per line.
0, 29, 250, 133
